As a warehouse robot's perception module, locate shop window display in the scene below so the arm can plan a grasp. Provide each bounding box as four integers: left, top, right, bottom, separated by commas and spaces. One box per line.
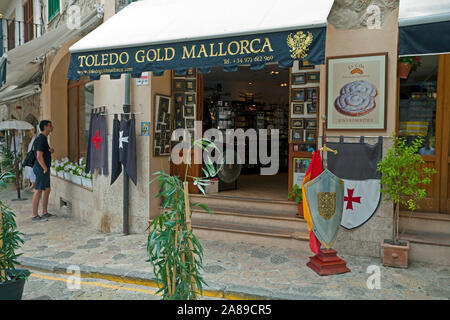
398, 55, 437, 155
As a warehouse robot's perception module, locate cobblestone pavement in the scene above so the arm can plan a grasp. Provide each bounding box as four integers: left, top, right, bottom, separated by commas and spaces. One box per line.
2, 188, 449, 300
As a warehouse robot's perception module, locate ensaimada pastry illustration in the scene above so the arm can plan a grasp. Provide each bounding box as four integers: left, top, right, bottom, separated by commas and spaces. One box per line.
334, 80, 378, 116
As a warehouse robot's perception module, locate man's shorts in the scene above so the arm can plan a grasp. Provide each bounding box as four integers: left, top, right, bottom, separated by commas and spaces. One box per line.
33, 165, 50, 190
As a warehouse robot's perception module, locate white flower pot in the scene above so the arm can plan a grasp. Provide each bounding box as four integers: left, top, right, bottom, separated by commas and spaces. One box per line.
72, 175, 82, 185
82, 177, 93, 188
57, 171, 64, 178
63, 172, 71, 180
50, 168, 56, 175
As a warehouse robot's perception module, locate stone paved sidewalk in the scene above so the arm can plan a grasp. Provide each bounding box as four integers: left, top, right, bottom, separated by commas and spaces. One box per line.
1, 187, 449, 300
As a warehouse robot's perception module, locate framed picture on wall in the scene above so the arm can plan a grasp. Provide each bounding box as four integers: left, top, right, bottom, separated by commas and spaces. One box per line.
306, 119, 317, 129
292, 73, 306, 85
154, 94, 172, 156
185, 93, 195, 104
185, 119, 194, 129
184, 105, 194, 117
174, 93, 184, 105
292, 119, 304, 129
306, 102, 316, 114
307, 72, 320, 82
291, 129, 304, 141
292, 104, 304, 115
293, 157, 312, 188
174, 79, 184, 91
306, 87, 318, 101
185, 80, 196, 92
305, 129, 316, 142
174, 105, 183, 118
292, 89, 305, 102
326, 53, 387, 130
186, 68, 197, 77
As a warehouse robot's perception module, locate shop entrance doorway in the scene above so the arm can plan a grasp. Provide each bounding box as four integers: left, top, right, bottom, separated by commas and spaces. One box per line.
399, 54, 450, 214
201, 64, 290, 200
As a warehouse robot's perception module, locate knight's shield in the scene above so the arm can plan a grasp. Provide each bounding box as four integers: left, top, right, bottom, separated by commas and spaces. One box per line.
304, 169, 345, 249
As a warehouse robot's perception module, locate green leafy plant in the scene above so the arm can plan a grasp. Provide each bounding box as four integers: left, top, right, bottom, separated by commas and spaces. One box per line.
288, 184, 302, 205
0, 147, 14, 174
146, 138, 222, 300
0, 171, 25, 282
377, 134, 437, 245
398, 56, 421, 72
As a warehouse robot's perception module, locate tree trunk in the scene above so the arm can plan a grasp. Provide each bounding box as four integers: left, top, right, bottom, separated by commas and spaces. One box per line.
0, 205, 4, 282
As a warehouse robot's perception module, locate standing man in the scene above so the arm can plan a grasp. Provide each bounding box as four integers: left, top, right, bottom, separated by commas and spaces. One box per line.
32, 120, 55, 222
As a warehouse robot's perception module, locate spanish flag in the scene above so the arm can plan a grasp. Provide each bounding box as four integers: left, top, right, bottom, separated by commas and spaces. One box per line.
302, 150, 323, 255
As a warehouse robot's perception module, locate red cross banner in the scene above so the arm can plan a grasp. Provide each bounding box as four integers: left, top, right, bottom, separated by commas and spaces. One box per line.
326, 137, 383, 229
85, 112, 109, 175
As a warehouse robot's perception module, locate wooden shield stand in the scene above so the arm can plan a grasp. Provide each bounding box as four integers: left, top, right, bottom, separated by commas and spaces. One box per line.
306, 116, 350, 276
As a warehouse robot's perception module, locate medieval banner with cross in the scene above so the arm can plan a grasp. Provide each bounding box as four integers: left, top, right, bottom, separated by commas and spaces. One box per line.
326, 137, 383, 229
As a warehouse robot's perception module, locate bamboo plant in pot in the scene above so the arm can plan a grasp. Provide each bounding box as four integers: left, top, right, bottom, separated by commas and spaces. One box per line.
377, 134, 436, 268
0, 171, 30, 300
288, 184, 303, 218
146, 138, 221, 300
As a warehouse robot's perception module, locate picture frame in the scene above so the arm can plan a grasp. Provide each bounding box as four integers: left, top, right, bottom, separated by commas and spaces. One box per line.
154, 94, 172, 157
306, 119, 317, 129
174, 79, 184, 91
292, 104, 304, 115
293, 157, 312, 188
299, 60, 315, 69
305, 129, 316, 143
185, 79, 196, 92
174, 93, 184, 105
174, 105, 183, 118
292, 89, 305, 102
306, 87, 318, 102
292, 73, 306, 85
186, 68, 197, 77
185, 119, 194, 129
184, 105, 194, 117
185, 93, 195, 105
291, 129, 304, 141
291, 119, 304, 129
307, 72, 320, 83
306, 102, 316, 114
326, 53, 387, 130
175, 119, 184, 129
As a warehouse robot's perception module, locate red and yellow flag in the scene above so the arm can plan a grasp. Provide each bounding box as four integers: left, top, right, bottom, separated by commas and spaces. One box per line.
302, 150, 323, 255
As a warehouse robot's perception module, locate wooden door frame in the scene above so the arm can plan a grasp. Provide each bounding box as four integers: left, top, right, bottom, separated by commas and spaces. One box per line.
439, 55, 450, 213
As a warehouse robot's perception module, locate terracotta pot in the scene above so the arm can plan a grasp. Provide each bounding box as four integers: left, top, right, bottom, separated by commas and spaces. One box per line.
381, 239, 410, 268
398, 62, 412, 79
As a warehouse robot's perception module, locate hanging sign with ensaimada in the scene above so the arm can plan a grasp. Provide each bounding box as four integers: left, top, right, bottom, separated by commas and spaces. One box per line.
67, 27, 326, 80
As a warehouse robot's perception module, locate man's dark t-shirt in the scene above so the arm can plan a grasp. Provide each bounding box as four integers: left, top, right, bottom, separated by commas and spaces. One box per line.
33, 133, 52, 168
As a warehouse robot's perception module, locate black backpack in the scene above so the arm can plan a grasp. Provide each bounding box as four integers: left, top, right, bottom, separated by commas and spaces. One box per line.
22, 139, 36, 167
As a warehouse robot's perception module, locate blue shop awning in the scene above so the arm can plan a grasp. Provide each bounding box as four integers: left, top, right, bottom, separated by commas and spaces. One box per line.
399, 0, 450, 56
68, 0, 334, 80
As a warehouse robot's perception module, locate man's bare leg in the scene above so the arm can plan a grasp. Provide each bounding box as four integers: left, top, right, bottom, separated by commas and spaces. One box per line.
32, 190, 43, 217
41, 188, 51, 215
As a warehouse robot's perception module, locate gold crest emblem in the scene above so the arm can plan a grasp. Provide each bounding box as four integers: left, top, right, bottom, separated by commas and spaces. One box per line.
317, 192, 336, 220
286, 31, 313, 60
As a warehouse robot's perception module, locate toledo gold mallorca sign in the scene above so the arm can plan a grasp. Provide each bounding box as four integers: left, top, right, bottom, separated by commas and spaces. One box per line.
68, 28, 326, 80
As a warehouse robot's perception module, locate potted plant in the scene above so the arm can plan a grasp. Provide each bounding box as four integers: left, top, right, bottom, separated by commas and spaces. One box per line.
288, 184, 303, 218
0, 170, 30, 300
71, 166, 83, 185
63, 162, 73, 181
50, 160, 57, 176
55, 161, 65, 179
377, 134, 436, 268
398, 56, 421, 79
146, 138, 221, 300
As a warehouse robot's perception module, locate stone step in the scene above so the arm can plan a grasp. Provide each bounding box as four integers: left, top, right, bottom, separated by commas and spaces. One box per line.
191, 218, 310, 250
191, 205, 308, 231
398, 231, 450, 266
399, 211, 450, 236
189, 193, 299, 216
